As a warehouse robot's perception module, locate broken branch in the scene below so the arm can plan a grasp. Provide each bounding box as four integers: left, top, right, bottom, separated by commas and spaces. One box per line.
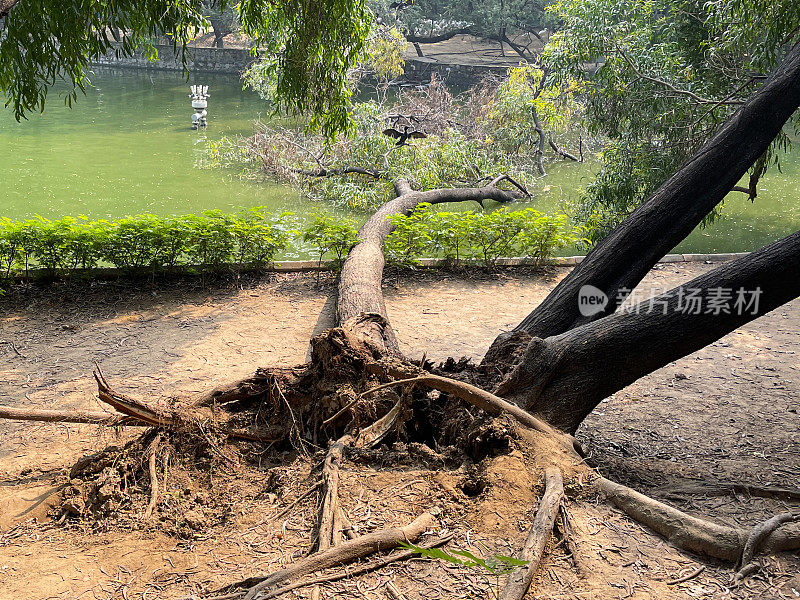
232, 510, 439, 600
0, 405, 144, 426
500, 467, 564, 600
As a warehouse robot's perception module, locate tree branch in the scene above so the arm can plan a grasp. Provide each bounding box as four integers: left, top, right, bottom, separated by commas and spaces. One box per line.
501, 467, 564, 600
406, 27, 472, 44
548, 132, 580, 162
617, 46, 743, 107
292, 166, 385, 179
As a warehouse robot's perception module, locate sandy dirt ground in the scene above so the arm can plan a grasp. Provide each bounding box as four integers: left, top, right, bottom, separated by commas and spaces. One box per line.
404, 33, 545, 68
0, 262, 798, 600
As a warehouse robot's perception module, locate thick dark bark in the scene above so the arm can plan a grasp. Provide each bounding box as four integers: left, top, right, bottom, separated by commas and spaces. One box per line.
496, 229, 800, 432
532, 106, 546, 176
493, 42, 800, 346
207, 15, 229, 48
337, 180, 515, 352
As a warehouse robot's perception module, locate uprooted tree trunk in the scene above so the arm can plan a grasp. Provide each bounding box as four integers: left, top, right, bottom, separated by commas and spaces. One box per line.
195, 44, 799, 595
337, 177, 519, 351
495, 228, 800, 432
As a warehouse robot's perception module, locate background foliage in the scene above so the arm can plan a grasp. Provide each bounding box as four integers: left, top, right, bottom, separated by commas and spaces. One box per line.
544, 0, 800, 241
209, 71, 582, 211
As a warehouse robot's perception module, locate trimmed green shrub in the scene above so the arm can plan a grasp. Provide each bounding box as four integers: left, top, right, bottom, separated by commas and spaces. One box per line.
302, 213, 360, 272
0, 206, 580, 284
0, 208, 294, 280
385, 204, 582, 268
233, 208, 294, 269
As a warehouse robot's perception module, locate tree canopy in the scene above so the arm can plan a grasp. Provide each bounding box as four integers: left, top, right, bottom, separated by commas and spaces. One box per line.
380, 0, 551, 44
0, 0, 207, 118
545, 0, 800, 239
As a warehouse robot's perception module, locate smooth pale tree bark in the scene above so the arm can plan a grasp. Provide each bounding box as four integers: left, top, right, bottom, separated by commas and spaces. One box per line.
489, 42, 800, 352
496, 228, 800, 432
337, 179, 515, 352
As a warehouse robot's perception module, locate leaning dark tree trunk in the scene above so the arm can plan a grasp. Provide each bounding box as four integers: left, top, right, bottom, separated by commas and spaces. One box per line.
489, 41, 800, 351
495, 228, 800, 432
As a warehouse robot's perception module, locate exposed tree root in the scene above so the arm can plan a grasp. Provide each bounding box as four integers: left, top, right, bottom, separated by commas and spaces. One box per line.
263, 482, 322, 526
355, 395, 410, 448
94, 367, 283, 443
666, 565, 706, 585
143, 432, 161, 519
597, 476, 800, 562
316, 434, 353, 552
362, 374, 584, 457
0, 405, 145, 426
384, 581, 408, 600
214, 510, 440, 600
202, 534, 453, 600
501, 467, 564, 600
735, 512, 800, 583
557, 504, 587, 578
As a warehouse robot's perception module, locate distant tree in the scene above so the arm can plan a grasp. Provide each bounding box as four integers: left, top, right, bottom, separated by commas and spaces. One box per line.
202, 0, 240, 48
373, 0, 554, 59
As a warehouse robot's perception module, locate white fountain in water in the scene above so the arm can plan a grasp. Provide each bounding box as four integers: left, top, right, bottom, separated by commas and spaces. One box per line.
189, 85, 209, 129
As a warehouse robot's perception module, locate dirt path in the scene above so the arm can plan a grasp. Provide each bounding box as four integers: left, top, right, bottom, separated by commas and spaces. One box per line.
0, 262, 797, 599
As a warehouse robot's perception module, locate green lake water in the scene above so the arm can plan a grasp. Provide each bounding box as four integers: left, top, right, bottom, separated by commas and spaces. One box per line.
0, 69, 302, 219
1, 68, 798, 255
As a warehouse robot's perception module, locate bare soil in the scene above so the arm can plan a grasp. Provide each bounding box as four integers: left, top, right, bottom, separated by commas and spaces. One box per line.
404, 33, 545, 69
0, 262, 798, 600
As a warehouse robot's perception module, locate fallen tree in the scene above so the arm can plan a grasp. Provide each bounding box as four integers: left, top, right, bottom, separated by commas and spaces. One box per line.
3, 36, 800, 600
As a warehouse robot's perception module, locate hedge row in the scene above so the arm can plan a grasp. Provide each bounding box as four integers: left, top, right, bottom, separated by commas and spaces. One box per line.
0, 209, 294, 278
0, 206, 581, 280
385, 204, 582, 268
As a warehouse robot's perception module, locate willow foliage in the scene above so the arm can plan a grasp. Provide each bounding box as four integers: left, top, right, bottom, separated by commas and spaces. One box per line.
0, 0, 207, 119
